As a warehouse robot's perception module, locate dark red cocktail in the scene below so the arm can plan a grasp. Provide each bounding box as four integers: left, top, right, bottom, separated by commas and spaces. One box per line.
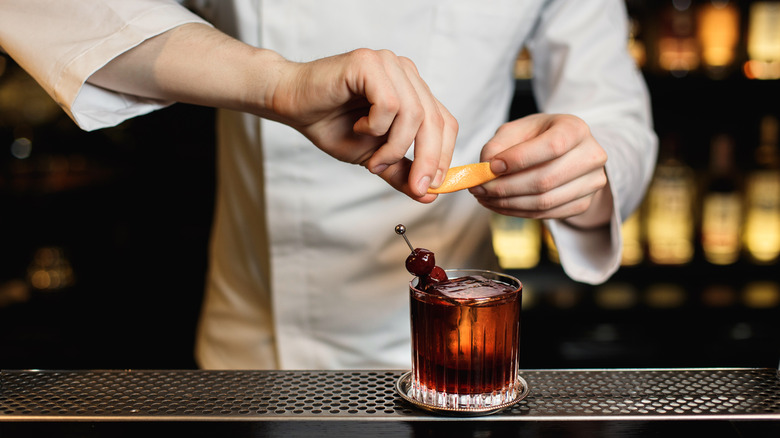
409, 269, 522, 409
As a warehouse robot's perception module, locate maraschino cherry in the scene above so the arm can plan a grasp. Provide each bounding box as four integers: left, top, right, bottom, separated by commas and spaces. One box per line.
395, 224, 448, 289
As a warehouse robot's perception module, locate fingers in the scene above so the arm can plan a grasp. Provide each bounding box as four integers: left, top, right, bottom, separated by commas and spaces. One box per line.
349, 50, 455, 197
422, 99, 457, 189
352, 53, 423, 169
484, 114, 593, 176
375, 58, 442, 195
376, 157, 440, 204
286, 48, 455, 201
474, 168, 607, 219
472, 114, 608, 219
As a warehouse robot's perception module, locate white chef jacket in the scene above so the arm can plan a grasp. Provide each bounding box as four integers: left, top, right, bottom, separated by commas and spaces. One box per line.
0, 0, 657, 370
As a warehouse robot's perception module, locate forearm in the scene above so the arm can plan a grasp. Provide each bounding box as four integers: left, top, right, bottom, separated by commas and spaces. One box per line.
84, 21, 456, 200
87, 23, 286, 119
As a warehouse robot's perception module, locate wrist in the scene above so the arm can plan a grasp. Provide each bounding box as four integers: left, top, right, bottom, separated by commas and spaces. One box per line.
237, 48, 292, 118
562, 181, 614, 229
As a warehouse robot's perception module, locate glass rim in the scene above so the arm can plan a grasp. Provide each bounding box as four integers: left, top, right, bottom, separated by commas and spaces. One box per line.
409, 268, 522, 304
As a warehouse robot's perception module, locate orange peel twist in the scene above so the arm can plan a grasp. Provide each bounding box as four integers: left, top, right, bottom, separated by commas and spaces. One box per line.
427, 162, 498, 194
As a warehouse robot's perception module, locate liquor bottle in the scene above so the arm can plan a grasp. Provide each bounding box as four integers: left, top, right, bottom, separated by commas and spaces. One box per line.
628, 17, 647, 69
657, 0, 700, 77
624, 0, 648, 69
701, 134, 743, 265
645, 137, 696, 265
490, 214, 541, 269
542, 224, 560, 264
697, 0, 740, 79
621, 211, 644, 266
745, 1, 780, 80
743, 116, 780, 264
514, 46, 533, 80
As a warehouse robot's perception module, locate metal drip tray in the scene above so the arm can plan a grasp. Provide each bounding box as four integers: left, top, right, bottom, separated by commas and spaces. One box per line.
1, 368, 778, 421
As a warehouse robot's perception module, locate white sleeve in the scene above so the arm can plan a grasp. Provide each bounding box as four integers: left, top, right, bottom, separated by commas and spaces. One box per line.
0, 0, 211, 131
526, 0, 658, 284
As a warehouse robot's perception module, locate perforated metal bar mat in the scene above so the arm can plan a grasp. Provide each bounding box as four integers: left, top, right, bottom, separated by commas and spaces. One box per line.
1, 368, 778, 421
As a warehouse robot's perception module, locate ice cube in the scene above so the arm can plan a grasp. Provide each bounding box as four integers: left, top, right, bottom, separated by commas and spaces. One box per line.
433, 275, 514, 299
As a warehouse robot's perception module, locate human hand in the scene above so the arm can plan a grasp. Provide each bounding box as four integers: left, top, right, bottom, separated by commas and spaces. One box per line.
85, 25, 454, 200
470, 114, 611, 227
269, 49, 457, 201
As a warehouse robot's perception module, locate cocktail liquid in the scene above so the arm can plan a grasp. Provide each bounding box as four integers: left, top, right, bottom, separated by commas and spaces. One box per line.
410, 272, 521, 408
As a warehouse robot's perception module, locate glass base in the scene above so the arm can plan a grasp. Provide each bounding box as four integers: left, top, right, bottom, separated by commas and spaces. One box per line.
410, 381, 521, 409
396, 372, 529, 416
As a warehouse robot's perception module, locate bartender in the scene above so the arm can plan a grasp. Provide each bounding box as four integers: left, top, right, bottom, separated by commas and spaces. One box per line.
0, 0, 657, 370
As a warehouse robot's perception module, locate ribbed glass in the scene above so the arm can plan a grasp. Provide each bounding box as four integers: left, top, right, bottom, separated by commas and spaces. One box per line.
409, 269, 522, 409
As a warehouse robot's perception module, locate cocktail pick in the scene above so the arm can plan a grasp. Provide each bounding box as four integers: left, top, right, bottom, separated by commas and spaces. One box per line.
395, 224, 414, 253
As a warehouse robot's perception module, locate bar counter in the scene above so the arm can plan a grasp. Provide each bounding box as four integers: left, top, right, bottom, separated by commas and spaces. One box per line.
1, 368, 778, 437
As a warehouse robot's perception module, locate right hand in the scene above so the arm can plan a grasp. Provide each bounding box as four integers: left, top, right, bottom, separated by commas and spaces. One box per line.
267, 49, 458, 201
87, 24, 454, 200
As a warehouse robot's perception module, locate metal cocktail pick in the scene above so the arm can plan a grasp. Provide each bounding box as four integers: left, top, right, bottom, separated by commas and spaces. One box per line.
394, 224, 415, 253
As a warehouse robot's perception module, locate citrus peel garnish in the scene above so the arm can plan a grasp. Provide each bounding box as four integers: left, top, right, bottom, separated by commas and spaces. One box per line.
427, 162, 498, 194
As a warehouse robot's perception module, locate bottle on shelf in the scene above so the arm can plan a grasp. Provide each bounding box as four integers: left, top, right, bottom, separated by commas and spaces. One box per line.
621, 211, 644, 266
513, 46, 533, 80
696, 0, 740, 79
744, 1, 780, 80
644, 136, 696, 265
701, 133, 743, 265
628, 16, 647, 69
624, 0, 648, 69
490, 214, 541, 269
743, 115, 780, 264
657, 0, 700, 77
542, 224, 560, 265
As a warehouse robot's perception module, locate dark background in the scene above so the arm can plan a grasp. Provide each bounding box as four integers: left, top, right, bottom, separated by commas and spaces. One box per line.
0, 0, 778, 370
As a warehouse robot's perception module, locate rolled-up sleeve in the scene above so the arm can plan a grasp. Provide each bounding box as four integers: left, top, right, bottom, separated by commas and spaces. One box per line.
527, 0, 658, 284
0, 0, 211, 131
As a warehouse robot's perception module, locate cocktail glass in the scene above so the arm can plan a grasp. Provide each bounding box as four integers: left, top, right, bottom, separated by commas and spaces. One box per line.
409, 269, 522, 410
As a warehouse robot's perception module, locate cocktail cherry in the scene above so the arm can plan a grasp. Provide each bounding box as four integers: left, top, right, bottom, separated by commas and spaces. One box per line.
395, 224, 448, 287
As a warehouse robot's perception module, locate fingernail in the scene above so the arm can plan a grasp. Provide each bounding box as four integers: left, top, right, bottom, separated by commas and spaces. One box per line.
491, 159, 507, 174
433, 169, 444, 187
417, 176, 431, 196
469, 186, 486, 196
372, 163, 389, 174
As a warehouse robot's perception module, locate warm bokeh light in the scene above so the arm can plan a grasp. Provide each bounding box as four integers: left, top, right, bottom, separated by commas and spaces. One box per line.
697, 2, 740, 72
746, 2, 780, 79
491, 215, 540, 269
595, 283, 639, 310
620, 212, 644, 266
26, 247, 75, 291
658, 1, 700, 75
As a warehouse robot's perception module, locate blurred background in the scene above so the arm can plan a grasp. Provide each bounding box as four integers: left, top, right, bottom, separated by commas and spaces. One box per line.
1, 0, 778, 370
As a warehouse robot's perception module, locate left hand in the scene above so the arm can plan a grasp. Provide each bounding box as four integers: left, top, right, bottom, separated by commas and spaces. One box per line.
470, 113, 611, 227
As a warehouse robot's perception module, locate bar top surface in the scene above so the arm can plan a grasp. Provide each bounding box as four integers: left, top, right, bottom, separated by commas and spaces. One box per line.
1, 368, 778, 421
